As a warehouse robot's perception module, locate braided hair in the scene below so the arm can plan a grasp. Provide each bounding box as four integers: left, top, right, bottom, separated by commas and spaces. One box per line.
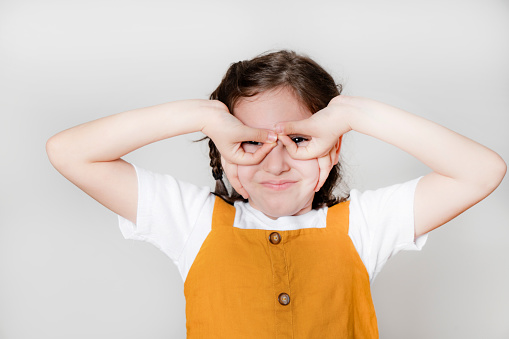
206, 137, 245, 204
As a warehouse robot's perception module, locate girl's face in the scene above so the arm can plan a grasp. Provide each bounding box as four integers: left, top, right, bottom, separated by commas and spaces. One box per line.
231, 87, 319, 219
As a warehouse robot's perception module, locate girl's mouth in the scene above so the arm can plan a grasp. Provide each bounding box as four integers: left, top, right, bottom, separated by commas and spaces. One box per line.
260, 180, 297, 191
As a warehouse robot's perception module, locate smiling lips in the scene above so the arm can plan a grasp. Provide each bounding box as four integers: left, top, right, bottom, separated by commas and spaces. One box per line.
260, 180, 297, 191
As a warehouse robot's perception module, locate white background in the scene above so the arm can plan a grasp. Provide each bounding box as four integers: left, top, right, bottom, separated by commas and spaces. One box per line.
1, 0, 508, 338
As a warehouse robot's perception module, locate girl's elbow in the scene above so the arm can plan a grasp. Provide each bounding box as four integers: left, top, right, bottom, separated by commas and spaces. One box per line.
482, 153, 507, 193
46, 135, 60, 164
494, 155, 507, 184
46, 133, 70, 171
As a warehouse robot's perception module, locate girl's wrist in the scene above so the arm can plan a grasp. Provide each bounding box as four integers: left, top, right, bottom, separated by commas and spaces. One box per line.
199, 100, 229, 134
327, 96, 357, 135
168, 99, 224, 134
335, 96, 375, 135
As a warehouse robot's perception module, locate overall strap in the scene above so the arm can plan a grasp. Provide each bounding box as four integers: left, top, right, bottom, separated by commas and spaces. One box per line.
211, 196, 236, 230
325, 201, 350, 234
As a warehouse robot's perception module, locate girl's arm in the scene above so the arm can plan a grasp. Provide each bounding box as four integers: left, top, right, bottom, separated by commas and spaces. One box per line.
276, 95, 507, 238
47, 99, 276, 223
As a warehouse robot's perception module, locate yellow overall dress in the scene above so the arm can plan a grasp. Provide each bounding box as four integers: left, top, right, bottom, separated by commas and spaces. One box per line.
184, 197, 378, 338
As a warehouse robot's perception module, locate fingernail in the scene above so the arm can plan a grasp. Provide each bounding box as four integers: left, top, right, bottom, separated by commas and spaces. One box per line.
267, 131, 277, 142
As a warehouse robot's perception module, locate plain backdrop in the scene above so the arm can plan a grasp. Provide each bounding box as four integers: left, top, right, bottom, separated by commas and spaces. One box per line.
1, 0, 508, 338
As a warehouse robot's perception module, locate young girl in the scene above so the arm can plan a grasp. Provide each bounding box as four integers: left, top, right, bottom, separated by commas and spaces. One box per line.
46, 50, 506, 338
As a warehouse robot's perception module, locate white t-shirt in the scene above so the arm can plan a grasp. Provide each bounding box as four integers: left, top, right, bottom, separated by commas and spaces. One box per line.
118, 165, 427, 283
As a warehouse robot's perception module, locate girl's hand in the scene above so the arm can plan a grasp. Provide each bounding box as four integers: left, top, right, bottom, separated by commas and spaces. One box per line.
202, 100, 277, 166
202, 100, 277, 198
275, 96, 354, 159
275, 95, 354, 191
220, 157, 249, 199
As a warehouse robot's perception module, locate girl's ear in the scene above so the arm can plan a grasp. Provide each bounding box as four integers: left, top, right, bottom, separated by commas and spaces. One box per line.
331, 136, 342, 165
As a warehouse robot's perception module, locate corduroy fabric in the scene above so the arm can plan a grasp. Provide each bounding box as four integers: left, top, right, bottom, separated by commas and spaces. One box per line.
184, 197, 378, 338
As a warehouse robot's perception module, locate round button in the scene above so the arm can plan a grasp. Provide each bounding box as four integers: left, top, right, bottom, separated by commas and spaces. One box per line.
269, 232, 281, 244
278, 293, 290, 306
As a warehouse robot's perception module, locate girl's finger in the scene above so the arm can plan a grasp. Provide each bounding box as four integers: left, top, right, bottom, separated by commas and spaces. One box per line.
231, 141, 277, 165
314, 153, 333, 192
279, 134, 322, 160
221, 158, 249, 199
229, 172, 249, 199
237, 126, 277, 144
250, 141, 277, 163
275, 119, 316, 136
278, 134, 299, 156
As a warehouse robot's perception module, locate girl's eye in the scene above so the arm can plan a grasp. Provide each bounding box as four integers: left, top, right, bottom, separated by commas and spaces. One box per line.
241, 141, 262, 153
290, 136, 310, 146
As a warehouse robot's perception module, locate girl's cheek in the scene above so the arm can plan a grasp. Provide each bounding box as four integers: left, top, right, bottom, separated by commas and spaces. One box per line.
292, 158, 320, 181
299, 158, 321, 189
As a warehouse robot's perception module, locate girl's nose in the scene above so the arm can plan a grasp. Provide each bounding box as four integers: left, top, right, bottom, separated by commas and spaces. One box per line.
262, 141, 290, 175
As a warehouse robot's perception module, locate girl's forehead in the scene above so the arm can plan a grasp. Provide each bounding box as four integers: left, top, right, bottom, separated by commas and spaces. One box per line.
233, 88, 312, 129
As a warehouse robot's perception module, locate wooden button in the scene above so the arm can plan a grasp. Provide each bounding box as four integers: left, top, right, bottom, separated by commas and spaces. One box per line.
269, 232, 281, 244
278, 293, 290, 306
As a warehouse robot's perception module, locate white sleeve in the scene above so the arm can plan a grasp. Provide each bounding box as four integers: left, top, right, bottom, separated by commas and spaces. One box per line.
117, 164, 215, 265
348, 177, 428, 282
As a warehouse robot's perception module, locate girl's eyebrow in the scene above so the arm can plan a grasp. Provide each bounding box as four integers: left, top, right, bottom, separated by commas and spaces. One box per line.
287, 133, 311, 138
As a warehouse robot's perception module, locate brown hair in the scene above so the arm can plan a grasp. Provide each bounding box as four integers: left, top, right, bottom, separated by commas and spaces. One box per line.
207, 50, 349, 208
